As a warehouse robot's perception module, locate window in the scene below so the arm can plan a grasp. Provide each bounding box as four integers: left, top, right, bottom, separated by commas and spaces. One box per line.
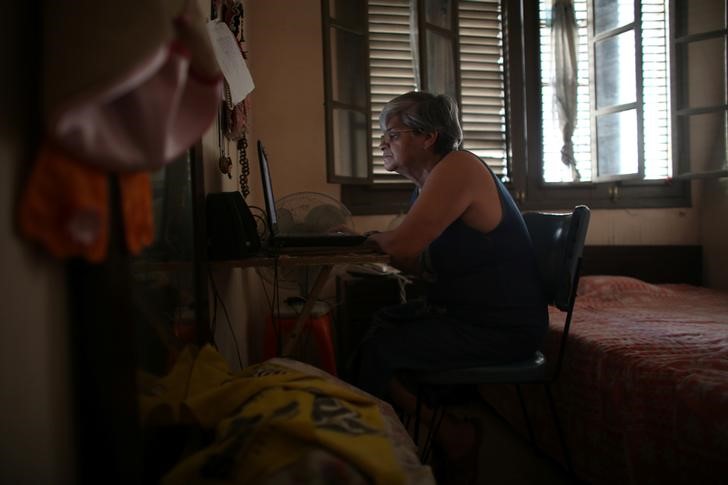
539, 0, 672, 182
525, 0, 690, 209
321, 1, 370, 183
323, 0, 692, 215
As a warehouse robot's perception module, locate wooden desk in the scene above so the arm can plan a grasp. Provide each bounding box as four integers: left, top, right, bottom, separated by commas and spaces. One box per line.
210, 248, 390, 359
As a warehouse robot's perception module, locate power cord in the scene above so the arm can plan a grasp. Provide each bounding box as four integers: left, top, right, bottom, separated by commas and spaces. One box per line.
253, 254, 284, 358
246, 204, 269, 243
346, 263, 413, 303
207, 268, 244, 370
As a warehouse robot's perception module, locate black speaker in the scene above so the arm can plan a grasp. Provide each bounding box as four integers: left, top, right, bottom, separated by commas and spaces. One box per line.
206, 192, 261, 260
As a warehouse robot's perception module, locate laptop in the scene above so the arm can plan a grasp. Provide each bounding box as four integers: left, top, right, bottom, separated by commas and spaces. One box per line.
257, 140, 368, 249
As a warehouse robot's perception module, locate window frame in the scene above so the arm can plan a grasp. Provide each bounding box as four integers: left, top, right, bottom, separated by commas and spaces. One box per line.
333, 0, 691, 215
670, 0, 728, 180
322, 0, 373, 184
588, 0, 645, 182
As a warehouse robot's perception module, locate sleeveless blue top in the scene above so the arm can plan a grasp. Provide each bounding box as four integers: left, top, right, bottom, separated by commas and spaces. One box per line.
423, 156, 548, 333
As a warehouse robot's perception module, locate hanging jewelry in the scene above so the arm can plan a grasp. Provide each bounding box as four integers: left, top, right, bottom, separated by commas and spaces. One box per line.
238, 135, 250, 198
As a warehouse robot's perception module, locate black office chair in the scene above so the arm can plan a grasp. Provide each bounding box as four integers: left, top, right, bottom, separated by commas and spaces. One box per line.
411, 205, 590, 474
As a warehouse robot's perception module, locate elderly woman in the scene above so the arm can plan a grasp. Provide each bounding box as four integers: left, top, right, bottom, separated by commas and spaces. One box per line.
356, 91, 548, 480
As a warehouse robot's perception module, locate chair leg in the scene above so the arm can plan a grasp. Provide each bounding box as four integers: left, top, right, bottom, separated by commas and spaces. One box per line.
414, 386, 423, 447
413, 386, 446, 463
515, 384, 536, 444
544, 383, 573, 476
421, 405, 445, 463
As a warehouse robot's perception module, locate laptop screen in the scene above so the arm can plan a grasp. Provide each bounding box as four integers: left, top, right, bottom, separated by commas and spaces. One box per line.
256, 139, 368, 248
257, 140, 279, 236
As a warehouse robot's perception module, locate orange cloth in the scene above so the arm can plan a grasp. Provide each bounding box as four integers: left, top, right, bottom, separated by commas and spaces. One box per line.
119, 167, 154, 256
18, 143, 153, 262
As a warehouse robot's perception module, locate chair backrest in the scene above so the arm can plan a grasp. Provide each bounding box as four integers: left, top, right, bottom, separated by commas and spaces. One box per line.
523, 206, 590, 380
523, 206, 590, 312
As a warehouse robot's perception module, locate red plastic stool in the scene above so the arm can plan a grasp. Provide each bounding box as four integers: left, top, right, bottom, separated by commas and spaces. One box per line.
263, 300, 337, 376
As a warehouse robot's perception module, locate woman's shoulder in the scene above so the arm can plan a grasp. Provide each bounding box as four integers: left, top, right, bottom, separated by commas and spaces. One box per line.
439, 150, 487, 166
435, 150, 490, 178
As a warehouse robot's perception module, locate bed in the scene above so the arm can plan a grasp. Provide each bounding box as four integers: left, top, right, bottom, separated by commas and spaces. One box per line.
478, 273, 728, 483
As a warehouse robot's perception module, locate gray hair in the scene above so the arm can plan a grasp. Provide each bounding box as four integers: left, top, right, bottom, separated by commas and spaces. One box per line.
379, 91, 463, 155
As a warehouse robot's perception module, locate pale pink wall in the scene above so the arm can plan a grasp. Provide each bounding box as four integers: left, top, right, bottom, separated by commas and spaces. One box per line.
700, 179, 728, 289
246, 0, 336, 207
0, 3, 74, 482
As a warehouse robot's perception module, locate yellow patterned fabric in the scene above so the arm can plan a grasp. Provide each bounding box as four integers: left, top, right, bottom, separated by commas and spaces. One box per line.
138, 345, 406, 484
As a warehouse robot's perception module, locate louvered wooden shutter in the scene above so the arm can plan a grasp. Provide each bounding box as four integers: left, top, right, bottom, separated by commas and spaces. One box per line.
369, 0, 417, 183
458, 0, 508, 177
640, 0, 670, 179
368, 0, 508, 183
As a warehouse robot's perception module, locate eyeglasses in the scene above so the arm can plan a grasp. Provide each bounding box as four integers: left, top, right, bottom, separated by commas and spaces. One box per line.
379, 129, 415, 144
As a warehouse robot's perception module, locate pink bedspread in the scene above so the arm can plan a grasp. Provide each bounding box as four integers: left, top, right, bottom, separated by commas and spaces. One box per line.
479, 276, 728, 484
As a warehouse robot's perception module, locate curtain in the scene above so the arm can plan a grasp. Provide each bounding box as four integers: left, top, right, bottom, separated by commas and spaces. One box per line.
551, 0, 580, 181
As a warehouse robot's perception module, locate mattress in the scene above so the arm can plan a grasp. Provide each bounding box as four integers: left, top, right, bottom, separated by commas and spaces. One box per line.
479, 276, 728, 484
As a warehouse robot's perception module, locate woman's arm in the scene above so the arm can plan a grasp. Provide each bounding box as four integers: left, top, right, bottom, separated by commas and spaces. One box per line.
368, 151, 495, 271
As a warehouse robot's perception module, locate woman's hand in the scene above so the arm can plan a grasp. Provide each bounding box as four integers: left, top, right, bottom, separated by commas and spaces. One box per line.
367, 230, 421, 273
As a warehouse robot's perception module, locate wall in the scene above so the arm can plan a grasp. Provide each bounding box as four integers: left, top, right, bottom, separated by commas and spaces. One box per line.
698, 173, 728, 289
0, 154, 75, 485
0, 171, 76, 485
0, 4, 75, 483
245, 1, 333, 202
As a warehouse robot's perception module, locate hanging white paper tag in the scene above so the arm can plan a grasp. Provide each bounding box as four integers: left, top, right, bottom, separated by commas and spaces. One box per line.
206, 20, 254, 104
